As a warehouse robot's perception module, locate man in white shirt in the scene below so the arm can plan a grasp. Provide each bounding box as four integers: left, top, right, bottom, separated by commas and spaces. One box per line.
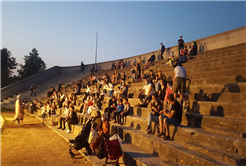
173, 62, 186, 108
137, 78, 153, 107
58, 102, 70, 130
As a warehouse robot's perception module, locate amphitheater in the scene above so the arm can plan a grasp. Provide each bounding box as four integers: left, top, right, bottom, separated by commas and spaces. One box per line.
1, 26, 246, 166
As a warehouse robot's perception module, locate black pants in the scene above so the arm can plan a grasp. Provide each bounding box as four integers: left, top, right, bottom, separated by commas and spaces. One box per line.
112, 111, 121, 122
139, 94, 152, 106
60, 117, 66, 129
160, 51, 164, 59
67, 120, 78, 131
119, 112, 130, 124
104, 107, 116, 121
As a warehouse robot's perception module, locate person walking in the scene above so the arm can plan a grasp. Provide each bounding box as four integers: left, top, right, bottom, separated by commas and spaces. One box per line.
13, 95, 24, 126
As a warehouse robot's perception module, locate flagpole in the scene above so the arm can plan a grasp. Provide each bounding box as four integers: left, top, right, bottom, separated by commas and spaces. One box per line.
95, 32, 98, 64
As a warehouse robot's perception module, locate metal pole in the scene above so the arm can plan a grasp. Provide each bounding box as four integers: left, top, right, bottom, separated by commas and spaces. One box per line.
95, 32, 98, 64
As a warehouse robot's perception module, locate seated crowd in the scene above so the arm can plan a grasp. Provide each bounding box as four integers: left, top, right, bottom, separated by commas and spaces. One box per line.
23, 48, 189, 156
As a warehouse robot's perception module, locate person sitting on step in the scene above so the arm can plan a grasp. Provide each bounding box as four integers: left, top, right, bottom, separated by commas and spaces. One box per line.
159, 94, 183, 140
88, 123, 99, 153
147, 70, 155, 82
57, 102, 70, 130
93, 111, 102, 131
112, 98, 124, 124
119, 98, 131, 125
65, 105, 78, 133
146, 94, 163, 134
137, 78, 153, 107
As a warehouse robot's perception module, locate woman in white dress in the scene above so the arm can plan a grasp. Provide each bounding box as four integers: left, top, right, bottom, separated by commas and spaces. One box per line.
13, 95, 24, 125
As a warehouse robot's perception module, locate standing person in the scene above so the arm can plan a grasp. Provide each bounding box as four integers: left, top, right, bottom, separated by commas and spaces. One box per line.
178, 36, 185, 56
173, 62, 186, 108
13, 95, 23, 126
30, 84, 34, 96
80, 61, 85, 73
160, 43, 165, 60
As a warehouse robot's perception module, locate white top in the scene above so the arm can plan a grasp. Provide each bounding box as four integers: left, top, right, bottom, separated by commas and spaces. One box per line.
174, 66, 186, 78
108, 83, 113, 91
62, 107, 70, 117
86, 87, 91, 94
41, 106, 47, 114
88, 129, 98, 144
143, 83, 153, 96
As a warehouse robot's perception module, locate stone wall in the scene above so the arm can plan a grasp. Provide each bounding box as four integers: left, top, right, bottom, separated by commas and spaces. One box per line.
1, 66, 61, 100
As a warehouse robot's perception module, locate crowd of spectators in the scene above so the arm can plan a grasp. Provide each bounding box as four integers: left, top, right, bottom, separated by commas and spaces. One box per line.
20, 36, 194, 145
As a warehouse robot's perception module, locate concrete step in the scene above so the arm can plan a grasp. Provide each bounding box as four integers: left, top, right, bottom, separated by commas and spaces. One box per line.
110, 124, 232, 166
184, 142, 246, 166
183, 113, 246, 133
189, 101, 246, 120
191, 92, 246, 103
204, 125, 246, 139
75, 113, 236, 166
71, 124, 175, 166
123, 116, 246, 158
123, 59, 246, 79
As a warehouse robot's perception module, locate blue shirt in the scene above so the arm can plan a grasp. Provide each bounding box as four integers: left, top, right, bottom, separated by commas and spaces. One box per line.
179, 56, 187, 63
116, 103, 124, 113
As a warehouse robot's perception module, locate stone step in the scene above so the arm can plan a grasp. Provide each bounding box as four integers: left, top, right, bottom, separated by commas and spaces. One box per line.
204, 125, 246, 139
76, 113, 236, 166
154, 55, 246, 71
189, 101, 246, 120
110, 124, 232, 166
191, 92, 246, 103
123, 116, 246, 158
151, 55, 246, 71
123, 59, 246, 78
72, 124, 176, 166
184, 142, 246, 166
183, 113, 246, 133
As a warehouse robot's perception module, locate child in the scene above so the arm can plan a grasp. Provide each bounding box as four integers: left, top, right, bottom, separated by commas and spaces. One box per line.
88, 123, 99, 152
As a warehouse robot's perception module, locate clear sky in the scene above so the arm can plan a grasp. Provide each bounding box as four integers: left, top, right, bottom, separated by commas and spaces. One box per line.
2, 1, 246, 75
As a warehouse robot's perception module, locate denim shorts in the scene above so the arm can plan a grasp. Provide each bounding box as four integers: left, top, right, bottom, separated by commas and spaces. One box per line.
165, 118, 180, 126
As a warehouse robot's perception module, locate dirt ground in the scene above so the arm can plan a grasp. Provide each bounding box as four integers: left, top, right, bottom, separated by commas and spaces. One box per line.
1, 110, 93, 166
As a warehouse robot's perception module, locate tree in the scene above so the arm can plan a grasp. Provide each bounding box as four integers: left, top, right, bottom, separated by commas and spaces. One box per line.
18, 48, 46, 79
1, 48, 18, 88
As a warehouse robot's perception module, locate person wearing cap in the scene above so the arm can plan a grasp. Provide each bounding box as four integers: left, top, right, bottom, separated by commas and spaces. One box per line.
173, 62, 186, 108
137, 78, 154, 107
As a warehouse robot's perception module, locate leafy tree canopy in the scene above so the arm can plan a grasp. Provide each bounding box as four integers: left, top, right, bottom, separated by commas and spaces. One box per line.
18, 48, 46, 79
1, 48, 18, 87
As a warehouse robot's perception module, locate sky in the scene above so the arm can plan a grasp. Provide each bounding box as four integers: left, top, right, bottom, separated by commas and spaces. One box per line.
1, 1, 246, 76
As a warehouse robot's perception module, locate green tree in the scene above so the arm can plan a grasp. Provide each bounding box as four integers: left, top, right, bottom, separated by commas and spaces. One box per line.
18, 48, 46, 79
1, 48, 18, 88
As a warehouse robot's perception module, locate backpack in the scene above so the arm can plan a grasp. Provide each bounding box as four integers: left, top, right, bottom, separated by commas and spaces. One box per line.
96, 140, 107, 159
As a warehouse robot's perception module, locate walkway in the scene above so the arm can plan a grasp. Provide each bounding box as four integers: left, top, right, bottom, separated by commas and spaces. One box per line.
1, 110, 92, 166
